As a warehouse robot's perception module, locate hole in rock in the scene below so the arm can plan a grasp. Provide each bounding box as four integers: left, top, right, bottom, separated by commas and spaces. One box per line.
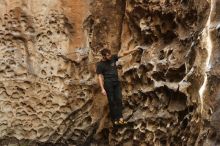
84, 116, 92, 124
41, 69, 46, 75
152, 71, 166, 81
159, 50, 165, 60
47, 31, 52, 35
142, 76, 154, 85
26, 27, 35, 33
165, 64, 186, 82
162, 31, 177, 44
167, 49, 173, 57
60, 106, 71, 113
167, 90, 187, 112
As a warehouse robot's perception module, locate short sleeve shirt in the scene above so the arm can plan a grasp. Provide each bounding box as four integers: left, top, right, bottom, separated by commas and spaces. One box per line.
96, 54, 119, 81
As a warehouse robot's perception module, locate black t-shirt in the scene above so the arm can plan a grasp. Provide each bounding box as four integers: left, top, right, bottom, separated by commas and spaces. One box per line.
96, 54, 119, 81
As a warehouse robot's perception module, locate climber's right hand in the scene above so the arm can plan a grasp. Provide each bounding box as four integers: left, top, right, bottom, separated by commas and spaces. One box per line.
101, 89, 107, 96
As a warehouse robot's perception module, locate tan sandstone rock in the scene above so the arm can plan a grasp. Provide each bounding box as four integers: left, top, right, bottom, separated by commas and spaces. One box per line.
0, 0, 219, 146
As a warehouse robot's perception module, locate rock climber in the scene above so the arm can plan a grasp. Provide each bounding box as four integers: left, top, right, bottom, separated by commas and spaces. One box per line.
96, 47, 141, 126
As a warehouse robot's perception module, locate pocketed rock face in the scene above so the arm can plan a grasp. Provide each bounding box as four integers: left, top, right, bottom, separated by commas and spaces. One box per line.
108, 0, 211, 145
0, 0, 218, 146
203, 0, 220, 145
0, 0, 93, 144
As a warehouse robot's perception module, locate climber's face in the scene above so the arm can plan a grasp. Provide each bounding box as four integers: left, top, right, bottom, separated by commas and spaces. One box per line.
105, 53, 111, 60
103, 53, 111, 60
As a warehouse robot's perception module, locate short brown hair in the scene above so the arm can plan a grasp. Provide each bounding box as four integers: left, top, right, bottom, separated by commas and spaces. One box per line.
100, 48, 111, 56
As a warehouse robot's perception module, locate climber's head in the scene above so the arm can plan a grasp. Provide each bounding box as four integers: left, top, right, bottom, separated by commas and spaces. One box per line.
100, 48, 111, 60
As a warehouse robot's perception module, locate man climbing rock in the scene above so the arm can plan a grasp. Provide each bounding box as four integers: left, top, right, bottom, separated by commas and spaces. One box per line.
96, 47, 141, 126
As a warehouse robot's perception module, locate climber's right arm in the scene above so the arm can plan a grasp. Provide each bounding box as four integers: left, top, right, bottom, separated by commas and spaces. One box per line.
97, 74, 106, 96
96, 63, 107, 96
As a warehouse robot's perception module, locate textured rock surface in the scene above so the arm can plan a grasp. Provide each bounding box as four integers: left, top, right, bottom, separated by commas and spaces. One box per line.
0, 0, 219, 146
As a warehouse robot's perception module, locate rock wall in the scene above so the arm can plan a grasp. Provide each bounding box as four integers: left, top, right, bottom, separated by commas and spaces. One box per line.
0, 0, 219, 146
0, 0, 93, 145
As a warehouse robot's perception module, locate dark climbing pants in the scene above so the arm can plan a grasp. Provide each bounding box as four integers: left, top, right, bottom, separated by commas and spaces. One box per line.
104, 80, 123, 122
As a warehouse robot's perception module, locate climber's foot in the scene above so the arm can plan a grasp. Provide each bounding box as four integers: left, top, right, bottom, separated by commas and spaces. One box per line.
118, 118, 127, 125
113, 118, 127, 127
